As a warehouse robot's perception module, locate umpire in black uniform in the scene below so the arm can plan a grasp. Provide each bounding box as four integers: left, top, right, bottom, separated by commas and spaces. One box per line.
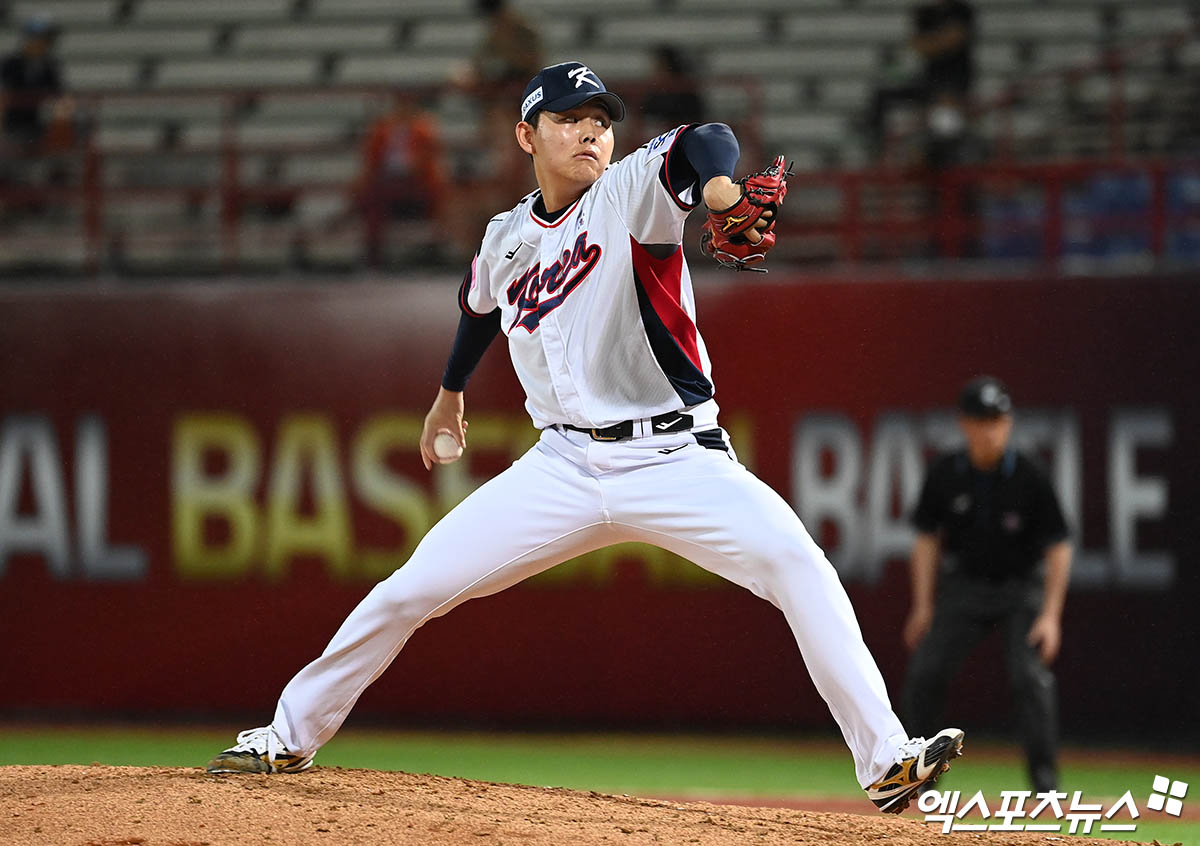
902, 376, 1072, 793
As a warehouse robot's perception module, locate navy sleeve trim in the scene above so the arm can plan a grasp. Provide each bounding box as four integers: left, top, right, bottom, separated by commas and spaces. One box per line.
681, 122, 740, 188
442, 308, 501, 392
659, 123, 741, 212
657, 124, 702, 212
457, 256, 489, 318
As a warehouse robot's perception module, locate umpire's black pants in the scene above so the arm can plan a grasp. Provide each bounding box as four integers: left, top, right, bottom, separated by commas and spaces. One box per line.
902, 572, 1058, 793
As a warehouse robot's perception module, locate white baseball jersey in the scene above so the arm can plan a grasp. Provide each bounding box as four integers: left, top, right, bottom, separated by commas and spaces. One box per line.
459, 125, 718, 430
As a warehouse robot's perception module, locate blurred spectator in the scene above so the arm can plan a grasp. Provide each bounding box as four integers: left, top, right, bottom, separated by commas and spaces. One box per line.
1, 16, 70, 150
244, 155, 297, 222
355, 93, 446, 264
465, 0, 544, 91
641, 45, 705, 138
1, 15, 75, 216
1170, 7, 1200, 152
451, 0, 545, 252
1165, 69, 1200, 154
866, 0, 975, 167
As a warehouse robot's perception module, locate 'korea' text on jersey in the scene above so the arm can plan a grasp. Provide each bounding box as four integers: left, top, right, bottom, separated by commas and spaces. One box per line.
459, 125, 718, 430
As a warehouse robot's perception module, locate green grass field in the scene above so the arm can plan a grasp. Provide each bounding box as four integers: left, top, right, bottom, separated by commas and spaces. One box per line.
1, 726, 1196, 845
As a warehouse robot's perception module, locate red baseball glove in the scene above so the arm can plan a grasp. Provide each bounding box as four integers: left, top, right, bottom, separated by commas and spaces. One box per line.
699, 155, 792, 272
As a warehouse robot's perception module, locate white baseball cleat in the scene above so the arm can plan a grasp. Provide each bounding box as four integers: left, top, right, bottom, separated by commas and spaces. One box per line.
866, 727, 965, 814
205, 726, 314, 774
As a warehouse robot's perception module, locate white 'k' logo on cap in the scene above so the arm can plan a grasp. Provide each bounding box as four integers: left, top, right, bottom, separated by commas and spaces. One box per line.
568, 66, 600, 89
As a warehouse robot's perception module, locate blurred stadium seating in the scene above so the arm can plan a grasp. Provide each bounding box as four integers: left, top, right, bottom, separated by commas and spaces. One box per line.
0, 0, 1196, 275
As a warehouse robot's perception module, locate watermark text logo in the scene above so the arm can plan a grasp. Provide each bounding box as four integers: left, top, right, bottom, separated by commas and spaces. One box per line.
921, 775, 1187, 834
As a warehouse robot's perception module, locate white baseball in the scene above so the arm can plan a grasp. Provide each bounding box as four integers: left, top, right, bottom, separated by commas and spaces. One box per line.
433, 431, 463, 461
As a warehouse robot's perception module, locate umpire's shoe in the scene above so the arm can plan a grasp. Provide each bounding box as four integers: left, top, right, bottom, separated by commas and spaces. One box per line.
205, 726, 313, 774
866, 728, 964, 814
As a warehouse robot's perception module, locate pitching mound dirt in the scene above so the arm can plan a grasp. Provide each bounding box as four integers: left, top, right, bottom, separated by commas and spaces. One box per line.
0, 765, 1142, 846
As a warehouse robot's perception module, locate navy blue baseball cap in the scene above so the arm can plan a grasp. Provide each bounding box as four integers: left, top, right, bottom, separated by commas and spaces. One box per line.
520, 62, 626, 124
959, 375, 1013, 418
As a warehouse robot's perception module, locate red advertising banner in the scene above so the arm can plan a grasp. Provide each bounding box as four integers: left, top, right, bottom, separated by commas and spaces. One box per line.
0, 277, 1195, 734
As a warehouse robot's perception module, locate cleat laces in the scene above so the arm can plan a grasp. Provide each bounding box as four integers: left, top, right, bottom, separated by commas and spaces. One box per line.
230, 726, 287, 760
893, 737, 926, 763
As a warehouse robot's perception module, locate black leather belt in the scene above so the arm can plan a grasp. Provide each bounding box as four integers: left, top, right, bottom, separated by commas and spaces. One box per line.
562, 411, 694, 442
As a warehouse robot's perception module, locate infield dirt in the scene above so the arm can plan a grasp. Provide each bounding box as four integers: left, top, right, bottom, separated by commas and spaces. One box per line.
0, 765, 1143, 846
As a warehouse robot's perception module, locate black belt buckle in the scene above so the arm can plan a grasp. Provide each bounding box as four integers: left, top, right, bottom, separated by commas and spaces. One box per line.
649, 412, 694, 434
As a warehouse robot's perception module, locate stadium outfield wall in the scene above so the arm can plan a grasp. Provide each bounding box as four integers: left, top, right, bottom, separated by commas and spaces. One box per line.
0, 276, 1194, 737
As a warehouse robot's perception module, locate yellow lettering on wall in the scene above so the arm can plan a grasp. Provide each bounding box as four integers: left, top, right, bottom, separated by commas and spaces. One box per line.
352, 415, 433, 580
264, 415, 352, 581
172, 414, 260, 579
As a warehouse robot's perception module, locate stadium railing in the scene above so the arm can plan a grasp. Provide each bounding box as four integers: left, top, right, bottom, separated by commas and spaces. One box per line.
0, 81, 764, 276
2, 64, 1199, 276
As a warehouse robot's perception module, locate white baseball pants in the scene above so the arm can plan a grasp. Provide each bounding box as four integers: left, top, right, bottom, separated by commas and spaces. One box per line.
270, 426, 908, 788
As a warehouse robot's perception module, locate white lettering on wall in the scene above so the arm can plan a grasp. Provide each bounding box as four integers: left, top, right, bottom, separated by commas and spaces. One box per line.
0, 416, 71, 577
76, 416, 146, 580
1108, 408, 1173, 587
793, 408, 1174, 589
0, 414, 146, 580
863, 413, 925, 584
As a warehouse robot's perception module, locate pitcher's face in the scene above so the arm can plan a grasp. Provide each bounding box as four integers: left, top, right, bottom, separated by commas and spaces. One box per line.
518, 104, 614, 202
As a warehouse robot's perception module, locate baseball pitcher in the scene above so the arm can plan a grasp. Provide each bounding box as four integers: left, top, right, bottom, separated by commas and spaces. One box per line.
207, 61, 963, 814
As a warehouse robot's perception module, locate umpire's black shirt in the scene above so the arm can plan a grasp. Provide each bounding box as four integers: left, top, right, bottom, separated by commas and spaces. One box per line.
912, 449, 1069, 581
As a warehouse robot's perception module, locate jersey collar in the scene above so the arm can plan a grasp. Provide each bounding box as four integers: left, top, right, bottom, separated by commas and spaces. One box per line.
528, 193, 583, 228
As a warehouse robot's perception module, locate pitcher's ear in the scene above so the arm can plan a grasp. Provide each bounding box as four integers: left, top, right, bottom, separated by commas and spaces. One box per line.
516, 121, 536, 156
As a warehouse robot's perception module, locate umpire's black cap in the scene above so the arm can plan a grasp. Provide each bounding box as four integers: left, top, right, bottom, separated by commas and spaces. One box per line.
520, 62, 626, 124
959, 375, 1013, 418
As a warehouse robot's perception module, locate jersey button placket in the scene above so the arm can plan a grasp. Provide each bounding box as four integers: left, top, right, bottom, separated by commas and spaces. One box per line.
538, 237, 586, 424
